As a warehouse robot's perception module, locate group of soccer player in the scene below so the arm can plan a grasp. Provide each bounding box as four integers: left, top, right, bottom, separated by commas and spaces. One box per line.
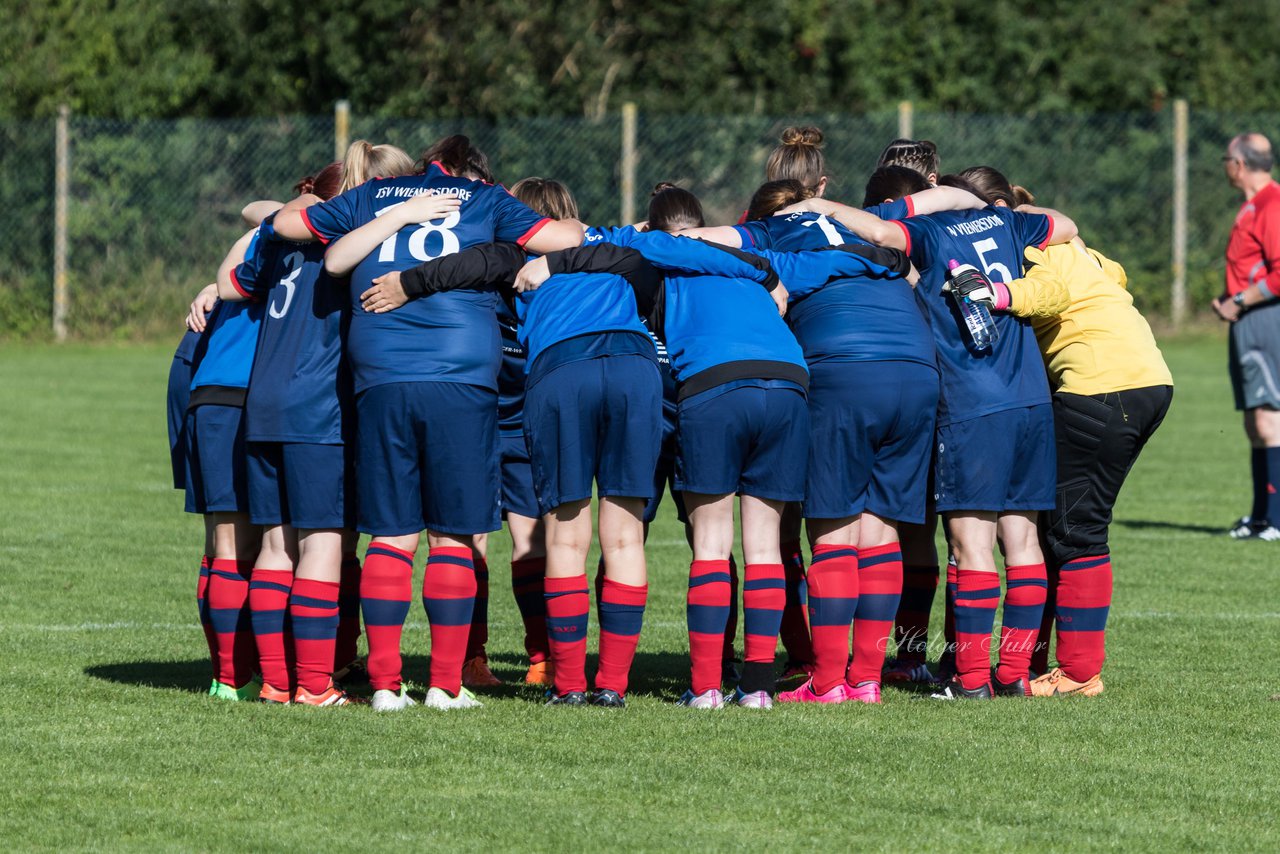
170, 125, 1173, 710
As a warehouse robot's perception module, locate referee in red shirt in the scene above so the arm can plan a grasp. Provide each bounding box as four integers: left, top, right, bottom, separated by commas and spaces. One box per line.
1213, 132, 1280, 541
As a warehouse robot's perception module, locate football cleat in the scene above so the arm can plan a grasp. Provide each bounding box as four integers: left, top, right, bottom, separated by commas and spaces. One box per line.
461, 656, 502, 688
545, 691, 588, 707
211, 680, 261, 702
590, 688, 626, 708
844, 680, 882, 704
778, 660, 814, 685
1257, 526, 1280, 542
882, 658, 940, 685
935, 653, 958, 683
523, 660, 554, 687
371, 687, 417, 712
992, 669, 1030, 697
1229, 516, 1271, 539
294, 682, 362, 706
258, 682, 292, 705
424, 686, 482, 710
678, 688, 727, 709
1029, 668, 1104, 697
777, 678, 847, 704
930, 679, 993, 700
208, 678, 219, 697
731, 687, 773, 709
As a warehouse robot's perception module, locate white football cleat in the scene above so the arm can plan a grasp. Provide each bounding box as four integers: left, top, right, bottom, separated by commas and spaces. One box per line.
371, 687, 417, 712
732, 688, 774, 709
677, 688, 726, 709
424, 686, 483, 710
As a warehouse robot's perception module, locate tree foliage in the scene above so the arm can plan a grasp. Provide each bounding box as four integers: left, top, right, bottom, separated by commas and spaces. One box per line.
4, 0, 1280, 120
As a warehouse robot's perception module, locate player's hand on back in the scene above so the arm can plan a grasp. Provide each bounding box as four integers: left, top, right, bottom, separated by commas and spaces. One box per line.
393, 192, 461, 224
361, 272, 409, 313
186, 283, 218, 332
514, 256, 551, 293
772, 281, 789, 317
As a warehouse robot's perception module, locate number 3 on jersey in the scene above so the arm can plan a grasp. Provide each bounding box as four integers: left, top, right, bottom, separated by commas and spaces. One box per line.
376, 207, 462, 263
971, 237, 1013, 283
269, 251, 304, 319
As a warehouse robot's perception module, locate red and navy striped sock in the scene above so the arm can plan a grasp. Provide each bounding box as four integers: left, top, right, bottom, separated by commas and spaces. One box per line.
895, 562, 938, 664
545, 574, 590, 695
722, 555, 740, 665
208, 558, 255, 688
995, 563, 1048, 689
807, 545, 859, 694
464, 551, 490, 661
196, 555, 218, 675
1031, 561, 1060, 675
847, 544, 902, 686
511, 557, 549, 664
596, 578, 647, 695
942, 560, 958, 668
360, 542, 414, 692
249, 567, 294, 692
779, 539, 815, 665
291, 577, 340, 695
742, 563, 785, 692
1055, 553, 1113, 681
422, 547, 477, 695
687, 560, 732, 695
334, 553, 361, 671
954, 568, 1000, 690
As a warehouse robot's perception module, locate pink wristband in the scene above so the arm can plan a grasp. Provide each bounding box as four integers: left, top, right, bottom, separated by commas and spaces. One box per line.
993, 282, 1012, 311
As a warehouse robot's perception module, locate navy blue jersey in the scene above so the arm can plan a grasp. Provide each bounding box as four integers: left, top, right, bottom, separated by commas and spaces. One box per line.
234, 236, 352, 444
734, 211, 934, 368
496, 300, 526, 435
300, 163, 551, 393
898, 207, 1053, 425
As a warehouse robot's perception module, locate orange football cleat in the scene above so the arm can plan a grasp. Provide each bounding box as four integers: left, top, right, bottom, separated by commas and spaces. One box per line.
1029, 668, 1104, 697
258, 682, 292, 704
293, 681, 364, 706
461, 656, 502, 688
523, 660, 554, 686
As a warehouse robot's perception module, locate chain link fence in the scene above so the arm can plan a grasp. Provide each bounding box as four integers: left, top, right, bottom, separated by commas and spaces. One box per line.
0, 106, 1264, 340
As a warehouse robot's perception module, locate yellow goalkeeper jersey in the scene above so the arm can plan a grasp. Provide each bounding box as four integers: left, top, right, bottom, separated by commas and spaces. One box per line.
1020, 241, 1173, 395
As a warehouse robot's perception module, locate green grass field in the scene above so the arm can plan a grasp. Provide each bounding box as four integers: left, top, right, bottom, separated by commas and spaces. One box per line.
2, 335, 1278, 851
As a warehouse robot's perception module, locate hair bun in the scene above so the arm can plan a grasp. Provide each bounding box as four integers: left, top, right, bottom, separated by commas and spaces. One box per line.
294, 176, 317, 195
781, 125, 824, 148
651, 181, 679, 197
1012, 185, 1036, 206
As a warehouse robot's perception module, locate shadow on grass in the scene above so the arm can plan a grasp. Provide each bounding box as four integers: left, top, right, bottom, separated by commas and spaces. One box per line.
1114, 518, 1225, 535
86, 659, 212, 694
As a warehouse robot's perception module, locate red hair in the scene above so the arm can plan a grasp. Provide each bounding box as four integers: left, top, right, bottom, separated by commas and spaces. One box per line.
294, 161, 343, 201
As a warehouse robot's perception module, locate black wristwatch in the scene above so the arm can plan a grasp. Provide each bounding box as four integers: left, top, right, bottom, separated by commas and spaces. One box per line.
1233, 290, 1247, 309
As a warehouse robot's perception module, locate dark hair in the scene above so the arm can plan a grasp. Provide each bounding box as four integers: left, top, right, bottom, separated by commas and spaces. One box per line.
958, 166, 1017, 206
647, 182, 704, 232
937, 173, 988, 201
417, 135, 495, 184
510, 177, 579, 220
746, 179, 811, 221
877, 138, 940, 180
295, 161, 343, 201
766, 126, 826, 194
862, 165, 930, 206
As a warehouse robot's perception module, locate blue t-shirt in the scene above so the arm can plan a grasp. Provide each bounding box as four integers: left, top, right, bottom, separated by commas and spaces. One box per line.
516, 226, 651, 371
233, 236, 352, 444
734, 209, 934, 368
300, 163, 551, 393
898, 207, 1053, 425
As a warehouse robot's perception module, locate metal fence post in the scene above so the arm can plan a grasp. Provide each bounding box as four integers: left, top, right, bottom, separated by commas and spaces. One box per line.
53, 104, 69, 342
898, 100, 914, 140
621, 102, 637, 224
1172, 99, 1188, 328
335, 100, 351, 161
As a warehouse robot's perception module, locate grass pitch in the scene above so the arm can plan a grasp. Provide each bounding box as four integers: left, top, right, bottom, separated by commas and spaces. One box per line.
1, 335, 1277, 852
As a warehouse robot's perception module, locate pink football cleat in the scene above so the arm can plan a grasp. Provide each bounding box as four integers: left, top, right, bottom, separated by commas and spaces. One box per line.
843, 680, 882, 704
777, 678, 848, 704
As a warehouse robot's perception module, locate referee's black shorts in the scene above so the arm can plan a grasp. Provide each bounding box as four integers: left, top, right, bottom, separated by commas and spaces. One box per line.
1040, 385, 1173, 567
